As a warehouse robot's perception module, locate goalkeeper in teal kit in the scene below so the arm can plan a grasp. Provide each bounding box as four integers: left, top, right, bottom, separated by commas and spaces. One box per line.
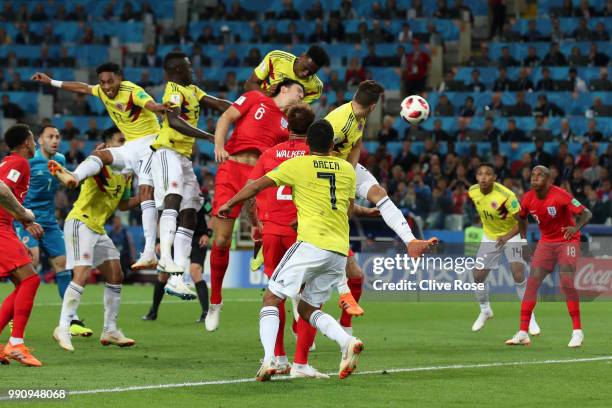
14, 125, 92, 337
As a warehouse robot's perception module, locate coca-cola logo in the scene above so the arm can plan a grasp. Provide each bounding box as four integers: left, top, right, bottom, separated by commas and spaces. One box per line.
575, 260, 612, 292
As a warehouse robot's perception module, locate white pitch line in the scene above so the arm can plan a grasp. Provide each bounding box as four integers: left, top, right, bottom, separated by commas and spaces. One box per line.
67, 356, 612, 396
35, 298, 261, 307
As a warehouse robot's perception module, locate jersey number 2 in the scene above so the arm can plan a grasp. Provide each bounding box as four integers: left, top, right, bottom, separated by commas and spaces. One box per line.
317, 172, 337, 210
276, 185, 292, 201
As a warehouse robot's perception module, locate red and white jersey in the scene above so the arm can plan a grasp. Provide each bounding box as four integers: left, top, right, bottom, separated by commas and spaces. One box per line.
519, 185, 586, 243
224, 91, 290, 156
249, 138, 309, 236
0, 154, 30, 227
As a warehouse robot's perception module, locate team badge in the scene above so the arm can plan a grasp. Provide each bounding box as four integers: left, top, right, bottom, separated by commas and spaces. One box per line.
116, 103, 124, 111
547, 206, 557, 216
491, 201, 498, 209
357, 123, 364, 131
280, 117, 288, 129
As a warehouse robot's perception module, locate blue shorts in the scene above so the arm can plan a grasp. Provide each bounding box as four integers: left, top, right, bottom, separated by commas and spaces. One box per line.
15, 222, 66, 258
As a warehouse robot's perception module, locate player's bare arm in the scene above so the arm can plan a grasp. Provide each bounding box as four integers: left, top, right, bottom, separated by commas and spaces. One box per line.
144, 100, 171, 114
244, 72, 264, 92
562, 207, 592, 240
118, 195, 142, 211
347, 198, 355, 218
200, 94, 232, 112
0, 180, 35, 223
25, 222, 44, 240
346, 138, 362, 168
167, 106, 214, 142
214, 106, 242, 162
496, 224, 519, 249
353, 204, 380, 217
31, 72, 93, 94
218, 176, 276, 218
516, 214, 531, 262
243, 180, 263, 229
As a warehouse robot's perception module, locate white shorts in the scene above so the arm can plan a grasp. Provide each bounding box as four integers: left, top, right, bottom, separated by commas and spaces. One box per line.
64, 219, 120, 269
151, 147, 203, 211
356, 163, 379, 199
476, 233, 524, 271
107, 134, 156, 186
268, 241, 347, 308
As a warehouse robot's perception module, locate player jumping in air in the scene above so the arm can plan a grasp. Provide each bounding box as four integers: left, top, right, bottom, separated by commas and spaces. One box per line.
207, 78, 305, 332
468, 163, 539, 335
52, 127, 141, 352
244, 45, 328, 104
14, 125, 92, 337
325, 80, 437, 257
506, 166, 592, 348
150, 51, 228, 299
219, 119, 363, 381
0, 124, 44, 367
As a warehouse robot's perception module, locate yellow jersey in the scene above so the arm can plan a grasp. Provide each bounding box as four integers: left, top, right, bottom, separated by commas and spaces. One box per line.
255, 50, 323, 104
468, 182, 520, 239
325, 102, 365, 161
151, 81, 206, 158
91, 81, 160, 141
67, 166, 131, 234
266, 155, 356, 255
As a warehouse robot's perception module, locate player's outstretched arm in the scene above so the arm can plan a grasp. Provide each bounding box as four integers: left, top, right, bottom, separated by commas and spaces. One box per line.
144, 100, 171, 114
200, 95, 232, 113
244, 72, 264, 92
30, 72, 93, 94
0, 181, 35, 223
214, 106, 242, 162
218, 176, 276, 218
167, 107, 214, 142
353, 204, 380, 218
118, 196, 142, 211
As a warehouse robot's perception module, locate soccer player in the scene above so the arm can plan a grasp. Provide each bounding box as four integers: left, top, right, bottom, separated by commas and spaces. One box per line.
52, 127, 140, 352
32, 65, 169, 271
468, 163, 539, 334
206, 78, 305, 331
244, 45, 328, 104
325, 80, 437, 258
0, 124, 44, 367
142, 200, 211, 322
218, 119, 363, 381
506, 166, 592, 348
14, 125, 92, 337
150, 51, 225, 300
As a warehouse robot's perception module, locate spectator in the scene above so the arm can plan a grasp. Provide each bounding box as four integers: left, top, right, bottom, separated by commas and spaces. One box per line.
368, 20, 393, 43
534, 94, 565, 117
530, 138, 553, 167
433, 0, 451, 18
278, 0, 301, 20
557, 118, 576, 142
588, 43, 610, 67
61, 120, 81, 141
466, 69, 486, 92
586, 188, 611, 224
327, 16, 345, 42
362, 43, 383, 67
572, 18, 593, 41
8, 72, 25, 92
407, 0, 425, 18
506, 91, 532, 116
345, 57, 366, 87
568, 46, 589, 66
339, 0, 357, 19
312, 94, 329, 119
455, 117, 473, 140
0, 27, 11, 45
437, 71, 464, 92
191, 45, 212, 69
426, 22, 444, 48
16, 23, 41, 45
434, 95, 455, 116
484, 92, 505, 117
371, 1, 391, 19
223, 50, 241, 68
30, 3, 47, 21
452, 0, 474, 22
583, 120, 604, 142
541, 43, 568, 66
243, 48, 262, 67
523, 20, 543, 42
58, 47, 76, 68
536, 67, 554, 91
489, 0, 507, 39
198, 26, 219, 44
591, 96, 612, 117
378, 115, 399, 143
16, 4, 28, 22
120, 2, 139, 21
84, 119, 100, 141
80, 26, 96, 45
167, 25, 192, 45
510, 68, 531, 92
326, 71, 346, 93
108, 215, 136, 277
286, 21, 303, 44
492, 67, 513, 92
498, 46, 520, 67
482, 117, 501, 143
398, 23, 413, 43
263, 25, 280, 43
568, 67, 588, 93
501, 22, 521, 42
469, 42, 494, 66
575, 0, 595, 18
394, 141, 418, 171
1, 94, 24, 120
386, 45, 406, 67
306, 0, 324, 20
71, 93, 93, 116
592, 22, 610, 41
522, 46, 540, 67
330, 89, 349, 109
403, 40, 430, 95
458, 96, 476, 117
140, 45, 161, 67
309, 23, 329, 43
431, 119, 451, 142
219, 71, 239, 93
227, 1, 248, 20
502, 119, 529, 141
550, 16, 566, 42
554, 141, 571, 169
36, 45, 57, 68
64, 137, 85, 168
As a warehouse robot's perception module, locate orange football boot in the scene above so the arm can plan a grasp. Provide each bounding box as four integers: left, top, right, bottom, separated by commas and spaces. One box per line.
338, 292, 364, 316
407, 238, 439, 258
48, 160, 78, 188
4, 343, 42, 367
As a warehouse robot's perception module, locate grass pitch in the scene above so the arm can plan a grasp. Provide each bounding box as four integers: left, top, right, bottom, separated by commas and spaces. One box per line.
0, 284, 610, 407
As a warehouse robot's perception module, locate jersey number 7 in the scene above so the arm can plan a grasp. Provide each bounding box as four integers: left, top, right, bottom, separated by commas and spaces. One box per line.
317, 172, 337, 210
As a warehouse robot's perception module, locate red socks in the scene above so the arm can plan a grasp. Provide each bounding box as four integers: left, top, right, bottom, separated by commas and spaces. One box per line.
10, 274, 41, 338
339, 276, 364, 327
210, 243, 230, 304
560, 274, 581, 330
294, 316, 317, 365
520, 276, 540, 331
0, 289, 17, 335
275, 300, 286, 357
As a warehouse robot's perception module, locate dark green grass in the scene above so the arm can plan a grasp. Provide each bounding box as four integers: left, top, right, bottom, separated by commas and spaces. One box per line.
0, 284, 610, 407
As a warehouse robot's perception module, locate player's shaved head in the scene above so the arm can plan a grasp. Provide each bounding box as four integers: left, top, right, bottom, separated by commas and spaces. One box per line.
164, 51, 192, 85
306, 119, 334, 154
354, 80, 384, 108
287, 103, 315, 135
163, 51, 188, 71
533, 165, 551, 178
530, 165, 552, 194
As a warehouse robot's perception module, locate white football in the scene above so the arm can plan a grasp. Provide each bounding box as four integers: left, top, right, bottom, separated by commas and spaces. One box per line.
400, 95, 430, 126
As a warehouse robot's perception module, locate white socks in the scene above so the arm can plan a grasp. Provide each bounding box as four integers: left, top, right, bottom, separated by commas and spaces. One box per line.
475, 281, 490, 311
259, 306, 280, 362
336, 274, 350, 295
159, 209, 178, 260
9, 337, 24, 345
140, 200, 158, 256
174, 227, 194, 271
376, 197, 416, 244
310, 310, 351, 349
515, 278, 527, 300
73, 155, 103, 182
104, 283, 122, 333
60, 282, 83, 329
